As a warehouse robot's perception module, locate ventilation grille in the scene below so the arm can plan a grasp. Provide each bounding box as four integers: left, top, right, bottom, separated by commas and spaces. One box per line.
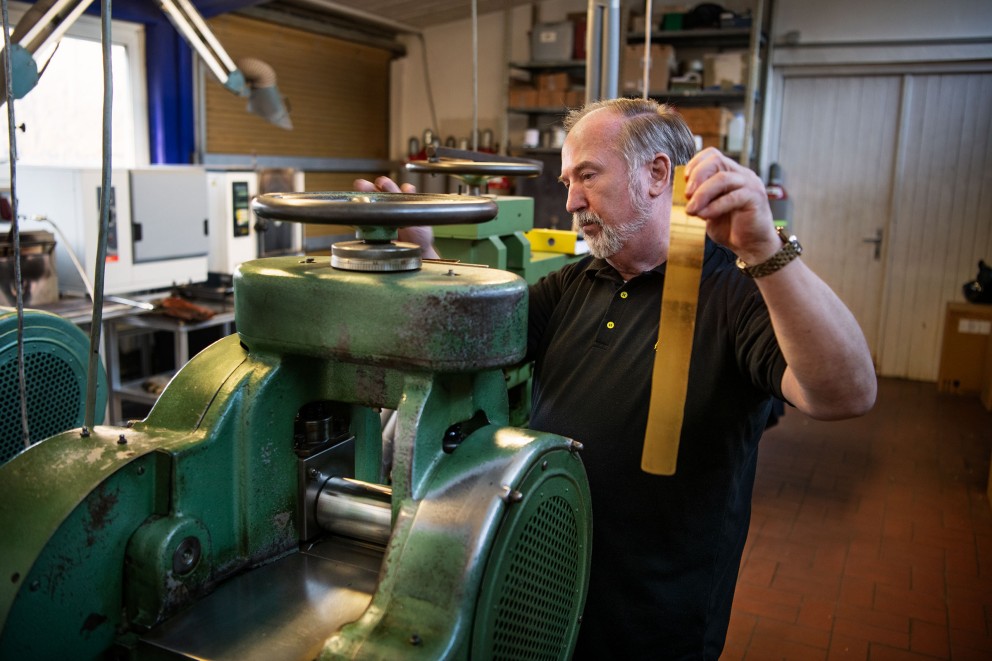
489, 495, 580, 660
1, 351, 82, 464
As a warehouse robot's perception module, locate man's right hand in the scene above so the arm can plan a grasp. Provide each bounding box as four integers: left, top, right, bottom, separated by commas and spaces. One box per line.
353, 176, 416, 194
352, 177, 438, 258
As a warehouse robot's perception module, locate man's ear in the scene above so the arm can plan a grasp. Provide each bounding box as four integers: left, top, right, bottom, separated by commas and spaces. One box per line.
647, 153, 671, 197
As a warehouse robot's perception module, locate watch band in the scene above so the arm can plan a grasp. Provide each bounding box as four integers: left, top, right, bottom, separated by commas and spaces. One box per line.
736, 228, 802, 278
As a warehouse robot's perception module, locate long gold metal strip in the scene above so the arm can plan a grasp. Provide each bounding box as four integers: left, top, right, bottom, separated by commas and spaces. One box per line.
641, 166, 708, 475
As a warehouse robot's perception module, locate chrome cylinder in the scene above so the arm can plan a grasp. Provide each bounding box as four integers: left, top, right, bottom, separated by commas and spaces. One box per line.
315, 477, 392, 546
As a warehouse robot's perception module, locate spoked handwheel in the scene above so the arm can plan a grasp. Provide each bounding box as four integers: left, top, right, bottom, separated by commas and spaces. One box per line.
251, 192, 499, 272
406, 151, 544, 195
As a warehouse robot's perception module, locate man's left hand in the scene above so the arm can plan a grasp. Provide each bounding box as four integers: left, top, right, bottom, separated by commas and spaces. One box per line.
683, 148, 780, 265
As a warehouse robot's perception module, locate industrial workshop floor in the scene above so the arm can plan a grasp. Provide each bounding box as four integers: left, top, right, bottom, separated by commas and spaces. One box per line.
723, 377, 992, 660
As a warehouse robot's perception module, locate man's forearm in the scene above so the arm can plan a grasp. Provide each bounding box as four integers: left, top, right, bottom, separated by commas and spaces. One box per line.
756, 259, 877, 420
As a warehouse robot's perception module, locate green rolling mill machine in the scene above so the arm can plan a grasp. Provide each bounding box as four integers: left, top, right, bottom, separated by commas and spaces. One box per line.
0, 191, 592, 659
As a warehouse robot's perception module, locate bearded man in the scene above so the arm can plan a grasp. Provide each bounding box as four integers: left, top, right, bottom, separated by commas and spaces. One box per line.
357, 97, 876, 659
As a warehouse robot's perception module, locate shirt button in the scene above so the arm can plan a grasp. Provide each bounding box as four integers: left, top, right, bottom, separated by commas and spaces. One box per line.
620, 291, 628, 299
606, 321, 615, 329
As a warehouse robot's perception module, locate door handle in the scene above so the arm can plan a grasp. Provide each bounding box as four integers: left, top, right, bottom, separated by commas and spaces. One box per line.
862, 228, 883, 260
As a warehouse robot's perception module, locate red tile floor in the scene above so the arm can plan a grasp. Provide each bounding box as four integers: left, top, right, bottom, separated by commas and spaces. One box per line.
723, 378, 992, 660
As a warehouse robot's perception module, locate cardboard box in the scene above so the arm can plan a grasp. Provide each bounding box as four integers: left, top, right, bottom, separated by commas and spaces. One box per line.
535, 72, 570, 91
508, 86, 538, 108
703, 51, 748, 89
698, 134, 724, 151
531, 22, 574, 62
621, 44, 675, 95
676, 107, 733, 136
537, 88, 570, 108
937, 301, 992, 394
565, 89, 585, 108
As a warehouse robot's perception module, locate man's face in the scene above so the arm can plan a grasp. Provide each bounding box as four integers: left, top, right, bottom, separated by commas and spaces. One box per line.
559, 110, 652, 260
570, 184, 650, 259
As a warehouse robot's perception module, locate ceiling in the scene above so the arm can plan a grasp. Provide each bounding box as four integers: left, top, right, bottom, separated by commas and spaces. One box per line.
268, 0, 539, 31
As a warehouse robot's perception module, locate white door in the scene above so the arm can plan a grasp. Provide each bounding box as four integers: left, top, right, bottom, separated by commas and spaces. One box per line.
775, 71, 992, 380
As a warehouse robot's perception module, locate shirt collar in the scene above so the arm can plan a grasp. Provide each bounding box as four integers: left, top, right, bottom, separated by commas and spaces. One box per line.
581, 238, 722, 283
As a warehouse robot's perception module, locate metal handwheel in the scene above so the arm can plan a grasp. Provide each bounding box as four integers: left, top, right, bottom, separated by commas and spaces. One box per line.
251, 191, 499, 272
405, 147, 544, 195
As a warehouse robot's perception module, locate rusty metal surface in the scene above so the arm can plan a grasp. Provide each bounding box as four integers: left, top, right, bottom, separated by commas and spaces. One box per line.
235, 258, 527, 372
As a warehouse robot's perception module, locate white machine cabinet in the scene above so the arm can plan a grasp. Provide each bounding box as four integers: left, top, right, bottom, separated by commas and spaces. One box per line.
206, 170, 258, 277
17, 165, 209, 296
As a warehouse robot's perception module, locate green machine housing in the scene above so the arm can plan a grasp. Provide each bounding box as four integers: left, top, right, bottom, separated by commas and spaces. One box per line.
0, 194, 592, 660
431, 195, 586, 428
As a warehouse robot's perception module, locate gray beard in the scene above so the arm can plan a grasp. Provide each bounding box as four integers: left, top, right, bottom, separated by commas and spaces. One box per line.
573, 210, 650, 260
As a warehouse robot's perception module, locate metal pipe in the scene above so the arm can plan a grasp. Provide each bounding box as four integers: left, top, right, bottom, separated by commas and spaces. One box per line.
585, 0, 620, 103
499, 4, 511, 155
740, 0, 764, 166
471, 0, 478, 152
315, 477, 392, 546
642, 0, 652, 99
19, 0, 94, 53
84, 0, 112, 432
158, 0, 231, 84
1, 0, 29, 447
172, 0, 238, 72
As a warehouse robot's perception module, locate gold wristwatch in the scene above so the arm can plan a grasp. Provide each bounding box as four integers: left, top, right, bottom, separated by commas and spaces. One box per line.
736, 227, 802, 278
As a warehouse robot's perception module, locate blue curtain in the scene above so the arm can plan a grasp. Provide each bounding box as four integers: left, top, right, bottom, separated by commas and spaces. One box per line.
78, 0, 263, 164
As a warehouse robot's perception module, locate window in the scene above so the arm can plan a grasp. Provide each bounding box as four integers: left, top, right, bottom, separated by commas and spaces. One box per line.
0, 2, 148, 170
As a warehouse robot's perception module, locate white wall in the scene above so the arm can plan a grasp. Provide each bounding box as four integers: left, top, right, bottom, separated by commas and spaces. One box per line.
772, 0, 992, 44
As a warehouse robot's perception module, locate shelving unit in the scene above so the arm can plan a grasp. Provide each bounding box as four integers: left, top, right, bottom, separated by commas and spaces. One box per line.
103, 305, 236, 424
505, 2, 768, 226
507, 60, 586, 146
625, 6, 768, 168
506, 59, 585, 229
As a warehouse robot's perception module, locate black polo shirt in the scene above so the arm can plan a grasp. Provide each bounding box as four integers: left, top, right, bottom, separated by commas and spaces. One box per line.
528, 240, 787, 660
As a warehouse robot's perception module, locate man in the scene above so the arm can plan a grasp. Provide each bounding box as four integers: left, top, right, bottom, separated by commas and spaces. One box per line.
357, 98, 876, 659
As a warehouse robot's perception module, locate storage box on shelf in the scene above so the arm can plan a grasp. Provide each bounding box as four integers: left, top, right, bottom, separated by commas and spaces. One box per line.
510, 13, 586, 114
676, 106, 734, 150
703, 50, 749, 89
621, 44, 676, 96
530, 21, 574, 63
508, 70, 584, 112
623, 1, 767, 168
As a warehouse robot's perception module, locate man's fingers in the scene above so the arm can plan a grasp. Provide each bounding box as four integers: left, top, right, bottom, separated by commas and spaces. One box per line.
352, 176, 409, 193
374, 176, 402, 193
684, 149, 735, 197
685, 169, 748, 217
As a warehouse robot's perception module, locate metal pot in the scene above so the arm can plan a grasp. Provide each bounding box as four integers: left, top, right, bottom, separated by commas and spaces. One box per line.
0, 230, 59, 306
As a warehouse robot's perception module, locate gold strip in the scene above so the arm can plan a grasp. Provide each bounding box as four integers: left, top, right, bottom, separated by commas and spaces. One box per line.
641, 166, 708, 475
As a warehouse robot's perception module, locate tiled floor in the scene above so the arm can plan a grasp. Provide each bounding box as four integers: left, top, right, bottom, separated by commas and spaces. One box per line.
723, 378, 992, 660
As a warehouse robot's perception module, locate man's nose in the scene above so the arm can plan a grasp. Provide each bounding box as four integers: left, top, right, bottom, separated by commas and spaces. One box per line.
565, 185, 586, 214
